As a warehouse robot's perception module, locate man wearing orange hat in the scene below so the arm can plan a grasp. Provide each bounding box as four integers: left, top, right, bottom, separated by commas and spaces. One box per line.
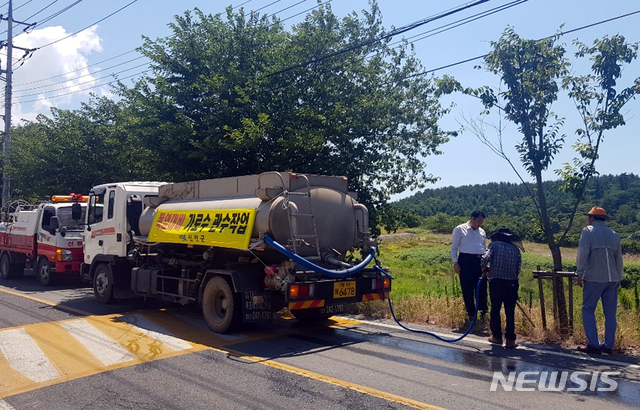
576, 206, 624, 354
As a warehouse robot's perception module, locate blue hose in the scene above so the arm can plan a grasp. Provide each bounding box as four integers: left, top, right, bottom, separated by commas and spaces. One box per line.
263, 234, 375, 278
264, 233, 482, 342
375, 264, 484, 342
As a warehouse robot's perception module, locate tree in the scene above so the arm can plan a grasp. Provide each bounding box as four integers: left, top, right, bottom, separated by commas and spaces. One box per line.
457, 28, 640, 331
9, 96, 155, 199
118, 3, 455, 230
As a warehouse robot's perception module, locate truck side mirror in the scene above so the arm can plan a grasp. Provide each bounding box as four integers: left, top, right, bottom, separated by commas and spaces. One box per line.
71, 203, 82, 221
50, 216, 60, 234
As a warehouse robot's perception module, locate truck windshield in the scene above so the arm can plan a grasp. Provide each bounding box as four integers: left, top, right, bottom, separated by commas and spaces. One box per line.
57, 206, 86, 230
88, 189, 106, 225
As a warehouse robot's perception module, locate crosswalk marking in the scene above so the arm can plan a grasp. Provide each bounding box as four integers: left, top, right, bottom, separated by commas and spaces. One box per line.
0, 399, 15, 410
0, 310, 239, 399
0, 328, 60, 383
60, 320, 137, 367
120, 313, 192, 351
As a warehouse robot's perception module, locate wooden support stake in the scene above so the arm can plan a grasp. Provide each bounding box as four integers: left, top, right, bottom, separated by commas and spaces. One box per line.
537, 274, 546, 330
516, 301, 536, 328
552, 273, 558, 321
568, 276, 574, 334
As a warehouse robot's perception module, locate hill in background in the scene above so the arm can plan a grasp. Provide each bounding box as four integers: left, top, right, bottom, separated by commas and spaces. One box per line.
392, 173, 640, 250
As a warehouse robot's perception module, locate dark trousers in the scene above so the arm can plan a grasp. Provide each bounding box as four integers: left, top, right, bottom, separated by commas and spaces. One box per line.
489, 279, 519, 341
458, 253, 487, 319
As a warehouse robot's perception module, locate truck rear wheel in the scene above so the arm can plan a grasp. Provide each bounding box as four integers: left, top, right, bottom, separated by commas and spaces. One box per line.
0, 253, 14, 280
202, 276, 242, 334
93, 263, 114, 304
38, 258, 55, 286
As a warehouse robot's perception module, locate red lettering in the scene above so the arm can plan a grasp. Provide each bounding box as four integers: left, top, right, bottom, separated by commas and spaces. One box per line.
156, 213, 167, 230
176, 214, 186, 231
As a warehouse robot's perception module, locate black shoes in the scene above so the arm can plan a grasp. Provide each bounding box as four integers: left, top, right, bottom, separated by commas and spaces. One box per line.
576, 344, 601, 354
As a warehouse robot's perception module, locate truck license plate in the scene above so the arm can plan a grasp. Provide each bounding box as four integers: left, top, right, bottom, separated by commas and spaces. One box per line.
333, 281, 356, 298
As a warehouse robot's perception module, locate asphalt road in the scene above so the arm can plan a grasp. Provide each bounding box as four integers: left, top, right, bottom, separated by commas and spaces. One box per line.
1, 271, 639, 410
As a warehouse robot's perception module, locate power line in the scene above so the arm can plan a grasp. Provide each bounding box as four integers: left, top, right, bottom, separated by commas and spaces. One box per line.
13, 0, 32, 11
22, 0, 60, 21
269, 0, 308, 17
391, 0, 527, 47
233, 0, 253, 10
34, 0, 138, 50
279, 0, 332, 23
14, 55, 147, 91
404, 8, 640, 80
267, 0, 489, 77
14, 49, 140, 86
14, 70, 148, 105
24, 0, 82, 31
255, 0, 283, 13
15, 0, 327, 92
15, 61, 149, 99
0, 0, 75, 36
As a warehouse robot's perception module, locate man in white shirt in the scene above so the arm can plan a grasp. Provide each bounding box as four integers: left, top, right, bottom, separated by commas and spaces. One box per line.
451, 211, 487, 322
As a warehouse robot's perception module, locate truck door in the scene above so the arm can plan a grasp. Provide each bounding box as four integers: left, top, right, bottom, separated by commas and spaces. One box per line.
84, 187, 106, 264
102, 188, 123, 256
37, 206, 57, 259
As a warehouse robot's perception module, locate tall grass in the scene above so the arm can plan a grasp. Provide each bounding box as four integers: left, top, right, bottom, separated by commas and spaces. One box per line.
355, 232, 640, 352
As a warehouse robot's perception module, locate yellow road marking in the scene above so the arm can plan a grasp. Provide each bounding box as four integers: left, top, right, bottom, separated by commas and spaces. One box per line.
0, 351, 33, 393
226, 349, 446, 410
0, 289, 444, 409
0, 313, 210, 399
25, 322, 104, 377
0, 287, 92, 316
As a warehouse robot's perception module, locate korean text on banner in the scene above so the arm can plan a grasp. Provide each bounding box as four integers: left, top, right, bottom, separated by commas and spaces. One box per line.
148, 209, 256, 250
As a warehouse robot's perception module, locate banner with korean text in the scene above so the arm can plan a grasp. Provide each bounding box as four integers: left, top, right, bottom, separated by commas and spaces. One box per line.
148, 209, 256, 249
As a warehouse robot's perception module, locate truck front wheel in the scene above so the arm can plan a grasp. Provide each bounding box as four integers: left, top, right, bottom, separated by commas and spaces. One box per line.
93, 263, 114, 304
202, 276, 242, 334
38, 258, 55, 286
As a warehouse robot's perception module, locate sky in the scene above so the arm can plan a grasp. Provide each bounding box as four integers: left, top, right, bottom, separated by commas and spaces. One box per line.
2, 0, 639, 199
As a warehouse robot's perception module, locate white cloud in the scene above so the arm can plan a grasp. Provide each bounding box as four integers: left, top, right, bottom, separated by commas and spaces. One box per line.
7, 25, 103, 123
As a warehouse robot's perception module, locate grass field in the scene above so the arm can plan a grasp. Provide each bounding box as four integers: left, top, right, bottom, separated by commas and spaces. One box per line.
353, 232, 640, 354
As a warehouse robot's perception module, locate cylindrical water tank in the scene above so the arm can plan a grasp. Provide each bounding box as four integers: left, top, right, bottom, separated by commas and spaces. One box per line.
139, 186, 365, 257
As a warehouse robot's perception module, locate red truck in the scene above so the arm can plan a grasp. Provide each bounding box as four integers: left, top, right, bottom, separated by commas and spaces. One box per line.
0, 195, 87, 285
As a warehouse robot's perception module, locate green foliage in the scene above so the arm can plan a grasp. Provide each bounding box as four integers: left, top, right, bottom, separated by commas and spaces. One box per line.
9, 97, 156, 198
621, 263, 640, 288
397, 247, 451, 272
116, 4, 454, 232
6, 3, 453, 234
393, 173, 640, 250
558, 35, 640, 199
484, 27, 570, 176
456, 28, 640, 273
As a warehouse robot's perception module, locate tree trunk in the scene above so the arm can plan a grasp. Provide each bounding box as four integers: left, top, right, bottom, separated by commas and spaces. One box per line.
549, 242, 569, 333
535, 170, 569, 333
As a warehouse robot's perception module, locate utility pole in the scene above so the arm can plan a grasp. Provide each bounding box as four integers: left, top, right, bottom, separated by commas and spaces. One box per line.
1, 0, 33, 207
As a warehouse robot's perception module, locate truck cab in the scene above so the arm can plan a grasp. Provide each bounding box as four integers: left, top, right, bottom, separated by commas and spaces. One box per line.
0, 195, 87, 285
35, 197, 86, 284
81, 182, 165, 301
